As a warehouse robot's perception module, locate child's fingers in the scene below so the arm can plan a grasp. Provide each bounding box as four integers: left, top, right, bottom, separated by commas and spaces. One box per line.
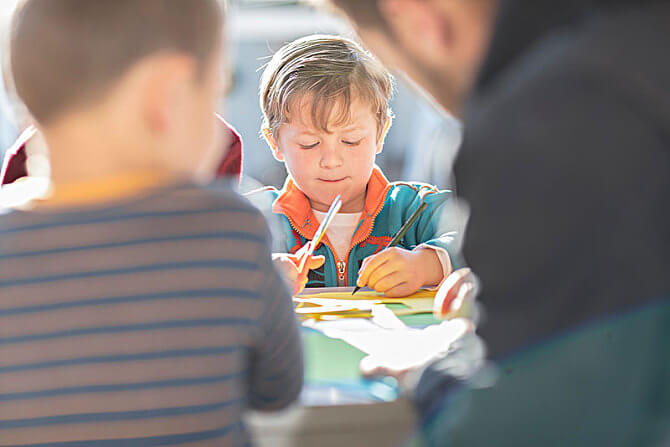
357, 251, 392, 287
305, 255, 325, 270
295, 243, 311, 258
384, 282, 416, 298
293, 270, 309, 295
369, 271, 405, 293
284, 266, 298, 283
366, 258, 403, 289
292, 255, 324, 295
273, 255, 299, 282
288, 243, 312, 269
358, 252, 375, 272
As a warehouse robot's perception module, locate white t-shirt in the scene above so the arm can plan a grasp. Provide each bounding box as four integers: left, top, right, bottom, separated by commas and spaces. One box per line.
312, 209, 362, 262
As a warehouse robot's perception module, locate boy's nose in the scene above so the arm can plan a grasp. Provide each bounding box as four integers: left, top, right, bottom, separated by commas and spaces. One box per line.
319, 144, 343, 169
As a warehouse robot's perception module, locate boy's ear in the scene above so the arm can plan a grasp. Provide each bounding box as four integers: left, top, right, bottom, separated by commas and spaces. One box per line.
141, 54, 195, 135
376, 114, 393, 154
263, 128, 284, 161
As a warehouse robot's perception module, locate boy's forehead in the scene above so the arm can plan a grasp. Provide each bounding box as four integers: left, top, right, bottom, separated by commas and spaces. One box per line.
284, 93, 376, 133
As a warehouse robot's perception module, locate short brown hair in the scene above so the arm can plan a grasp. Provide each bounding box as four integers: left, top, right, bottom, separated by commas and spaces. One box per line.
260, 34, 393, 139
10, 0, 223, 125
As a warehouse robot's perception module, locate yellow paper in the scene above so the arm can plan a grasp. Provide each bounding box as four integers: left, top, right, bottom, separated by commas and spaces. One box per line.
301, 289, 435, 300
295, 288, 436, 319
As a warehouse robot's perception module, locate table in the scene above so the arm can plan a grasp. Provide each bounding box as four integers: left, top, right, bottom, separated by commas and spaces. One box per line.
247, 292, 441, 447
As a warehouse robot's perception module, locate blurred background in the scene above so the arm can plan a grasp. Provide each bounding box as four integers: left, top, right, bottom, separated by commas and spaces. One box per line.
0, 0, 462, 190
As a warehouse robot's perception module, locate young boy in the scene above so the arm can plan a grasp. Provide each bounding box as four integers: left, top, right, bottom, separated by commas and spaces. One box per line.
249, 35, 464, 297
0, 1, 301, 445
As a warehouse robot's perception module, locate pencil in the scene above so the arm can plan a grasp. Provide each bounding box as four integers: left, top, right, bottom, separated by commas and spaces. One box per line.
297, 195, 342, 273
352, 201, 428, 295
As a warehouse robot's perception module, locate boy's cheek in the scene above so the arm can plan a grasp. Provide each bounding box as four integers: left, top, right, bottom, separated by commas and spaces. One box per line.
285, 152, 318, 179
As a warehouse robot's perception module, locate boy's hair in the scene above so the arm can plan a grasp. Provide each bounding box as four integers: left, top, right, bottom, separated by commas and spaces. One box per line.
10, 0, 223, 125
260, 35, 393, 140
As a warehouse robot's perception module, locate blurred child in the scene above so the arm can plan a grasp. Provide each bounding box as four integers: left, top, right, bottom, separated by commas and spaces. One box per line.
248, 35, 464, 297
0, 1, 301, 445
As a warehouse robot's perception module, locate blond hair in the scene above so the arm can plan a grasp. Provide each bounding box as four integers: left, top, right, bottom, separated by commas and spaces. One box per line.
260, 34, 394, 140
10, 0, 223, 125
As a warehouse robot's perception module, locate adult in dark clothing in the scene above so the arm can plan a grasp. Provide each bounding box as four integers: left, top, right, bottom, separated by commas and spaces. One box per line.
322, 0, 670, 444
455, 0, 670, 361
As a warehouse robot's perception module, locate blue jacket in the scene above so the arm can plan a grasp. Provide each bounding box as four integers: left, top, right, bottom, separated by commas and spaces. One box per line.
247, 167, 465, 288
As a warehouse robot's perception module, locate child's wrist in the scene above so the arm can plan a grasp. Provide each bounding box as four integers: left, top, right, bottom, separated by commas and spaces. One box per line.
413, 247, 444, 287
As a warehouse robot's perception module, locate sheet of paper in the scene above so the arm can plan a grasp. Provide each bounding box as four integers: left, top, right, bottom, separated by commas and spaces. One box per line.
304, 317, 469, 371
299, 288, 435, 300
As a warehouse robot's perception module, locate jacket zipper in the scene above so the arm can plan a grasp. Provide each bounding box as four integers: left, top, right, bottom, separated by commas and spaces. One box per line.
337, 261, 346, 284
284, 196, 387, 288
340, 205, 386, 287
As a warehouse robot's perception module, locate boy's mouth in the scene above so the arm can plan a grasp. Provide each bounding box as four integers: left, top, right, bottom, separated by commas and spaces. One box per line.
318, 177, 348, 183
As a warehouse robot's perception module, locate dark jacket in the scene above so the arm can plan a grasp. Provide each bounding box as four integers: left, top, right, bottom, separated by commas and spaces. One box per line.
416, 1, 670, 444
462, 0, 670, 361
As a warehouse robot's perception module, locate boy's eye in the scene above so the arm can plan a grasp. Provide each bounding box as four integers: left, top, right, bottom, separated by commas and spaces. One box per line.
299, 142, 319, 149
342, 139, 362, 146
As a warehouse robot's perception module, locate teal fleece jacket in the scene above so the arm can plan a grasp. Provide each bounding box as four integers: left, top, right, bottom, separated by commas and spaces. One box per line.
247, 167, 465, 288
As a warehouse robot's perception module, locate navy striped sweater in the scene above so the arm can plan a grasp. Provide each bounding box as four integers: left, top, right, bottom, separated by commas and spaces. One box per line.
0, 182, 303, 446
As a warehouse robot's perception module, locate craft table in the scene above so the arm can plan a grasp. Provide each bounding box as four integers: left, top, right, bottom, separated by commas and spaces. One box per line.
247, 288, 441, 447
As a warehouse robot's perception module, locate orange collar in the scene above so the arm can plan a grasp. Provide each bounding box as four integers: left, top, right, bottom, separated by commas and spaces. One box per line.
272, 166, 392, 242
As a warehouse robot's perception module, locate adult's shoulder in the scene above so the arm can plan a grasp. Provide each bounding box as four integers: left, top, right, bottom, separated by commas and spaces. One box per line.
466, 2, 670, 133
459, 2, 670, 181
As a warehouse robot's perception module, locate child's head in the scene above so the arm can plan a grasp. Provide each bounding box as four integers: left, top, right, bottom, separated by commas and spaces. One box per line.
260, 35, 393, 213
9, 0, 224, 178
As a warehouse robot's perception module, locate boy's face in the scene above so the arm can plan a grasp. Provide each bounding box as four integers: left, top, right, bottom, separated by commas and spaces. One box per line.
273, 95, 385, 213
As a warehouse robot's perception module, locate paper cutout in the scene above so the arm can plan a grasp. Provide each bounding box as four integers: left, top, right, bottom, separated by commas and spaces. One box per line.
304, 317, 470, 370
294, 288, 436, 319
299, 288, 472, 374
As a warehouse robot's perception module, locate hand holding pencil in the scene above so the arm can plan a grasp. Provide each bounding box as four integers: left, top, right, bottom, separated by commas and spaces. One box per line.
354, 202, 445, 297
273, 195, 342, 295
273, 249, 325, 295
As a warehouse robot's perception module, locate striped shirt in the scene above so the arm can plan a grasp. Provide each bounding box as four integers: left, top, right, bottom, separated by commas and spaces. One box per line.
0, 182, 303, 446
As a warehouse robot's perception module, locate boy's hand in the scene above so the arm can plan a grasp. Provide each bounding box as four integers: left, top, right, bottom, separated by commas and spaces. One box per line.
273, 247, 325, 295
357, 247, 444, 297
